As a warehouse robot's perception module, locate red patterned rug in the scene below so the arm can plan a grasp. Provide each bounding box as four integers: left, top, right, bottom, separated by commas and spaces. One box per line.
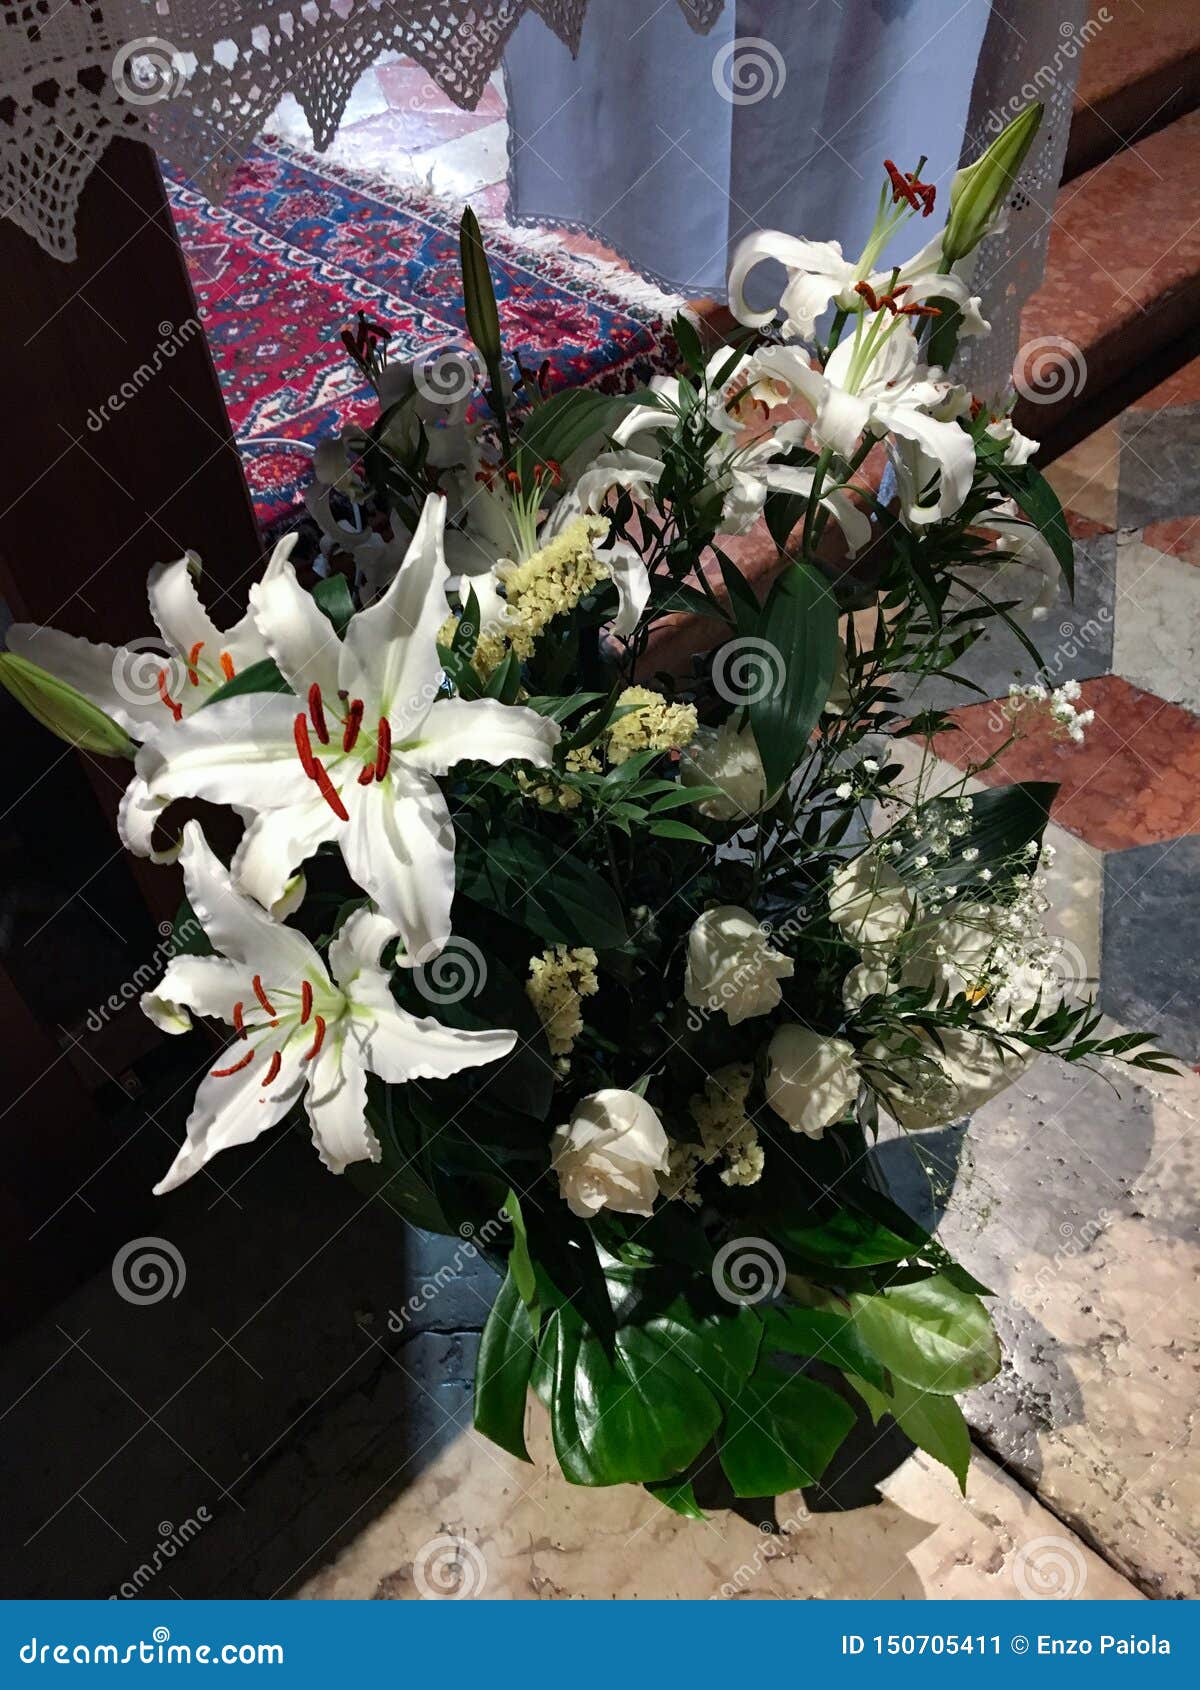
165, 141, 677, 532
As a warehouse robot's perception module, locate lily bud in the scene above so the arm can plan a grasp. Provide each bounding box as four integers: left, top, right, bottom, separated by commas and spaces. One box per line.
0, 652, 134, 757
942, 103, 1042, 266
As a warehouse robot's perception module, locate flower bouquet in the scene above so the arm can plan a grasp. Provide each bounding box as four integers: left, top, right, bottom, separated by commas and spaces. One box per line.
1, 105, 1172, 1518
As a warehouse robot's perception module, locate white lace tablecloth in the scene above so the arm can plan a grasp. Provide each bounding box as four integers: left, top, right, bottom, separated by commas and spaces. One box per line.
1, 1, 724, 260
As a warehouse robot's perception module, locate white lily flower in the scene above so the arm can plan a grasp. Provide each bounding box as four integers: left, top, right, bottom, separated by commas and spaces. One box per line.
145, 824, 516, 1194
753, 325, 975, 524
6, 542, 294, 740
728, 225, 987, 344
8, 540, 301, 863
986, 416, 1038, 467
610, 368, 871, 552
133, 496, 560, 964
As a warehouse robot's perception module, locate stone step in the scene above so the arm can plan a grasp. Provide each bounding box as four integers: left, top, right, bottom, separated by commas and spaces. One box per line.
1013, 109, 1200, 456
1066, 0, 1200, 179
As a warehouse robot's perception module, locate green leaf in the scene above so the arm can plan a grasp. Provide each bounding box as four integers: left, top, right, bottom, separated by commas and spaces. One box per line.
647, 576, 731, 623
760, 1306, 889, 1390
718, 1363, 856, 1498
645, 1476, 706, 1519
649, 818, 710, 845
891, 781, 1057, 894
503, 1189, 538, 1326
459, 206, 502, 367
457, 825, 627, 949
474, 1269, 536, 1463
850, 1374, 971, 1493
202, 657, 292, 707
715, 550, 762, 633
516, 389, 648, 476
774, 1207, 926, 1269
539, 1255, 760, 1488
546, 1302, 721, 1487
980, 447, 1073, 593
312, 574, 355, 637
749, 561, 839, 794
850, 1275, 1000, 1395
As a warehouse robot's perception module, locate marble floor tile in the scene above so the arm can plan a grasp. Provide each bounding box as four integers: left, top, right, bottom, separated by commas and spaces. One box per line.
1117, 400, 1200, 533
1044, 420, 1120, 528
935, 1051, 1200, 1598
932, 675, 1200, 852
1102, 834, 1200, 1061
1112, 534, 1200, 712
299, 1411, 1141, 1601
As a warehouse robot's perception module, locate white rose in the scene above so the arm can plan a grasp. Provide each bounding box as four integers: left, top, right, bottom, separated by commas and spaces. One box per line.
550, 1089, 670, 1218
684, 905, 794, 1026
828, 856, 914, 959
863, 1026, 1034, 1131
765, 1025, 860, 1139
680, 720, 771, 820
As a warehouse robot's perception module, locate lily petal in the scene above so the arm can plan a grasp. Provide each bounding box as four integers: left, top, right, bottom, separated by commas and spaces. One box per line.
4, 624, 172, 738
342, 772, 456, 965
248, 552, 342, 702
232, 798, 343, 915
146, 554, 223, 658
154, 1046, 306, 1195
177, 821, 324, 981
340, 493, 449, 735
136, 692, 315, 815
347, 969, 517, 1084
328, 907, 397, 990
877, 404, 975, 521
728, 231, 851, 332
142, 955, 247, 1034
304, 1026, 379, 1175
605, 539, 651, 637
402, 697, 559, 777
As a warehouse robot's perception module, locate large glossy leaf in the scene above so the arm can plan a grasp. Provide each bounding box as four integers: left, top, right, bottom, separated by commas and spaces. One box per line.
540, 1258, 761, 1488
749, 560, 839, 794
774, 1206, 927, 1269
718, 1362, 856, 1497
851, 1373, 971, 1493
459, 206, 502, 367
516, 389, 647, 475
474, 1269, 536, 1463
645, 1476, 706, 1519
760, 1306, 889, 1389
890, 781, 1057, 895
312, 574, 355, 637
850, 1275, 1000, 1395
978, 441, 1073, 594
546, 1302, 721, 1486
457, 825, 627, 949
